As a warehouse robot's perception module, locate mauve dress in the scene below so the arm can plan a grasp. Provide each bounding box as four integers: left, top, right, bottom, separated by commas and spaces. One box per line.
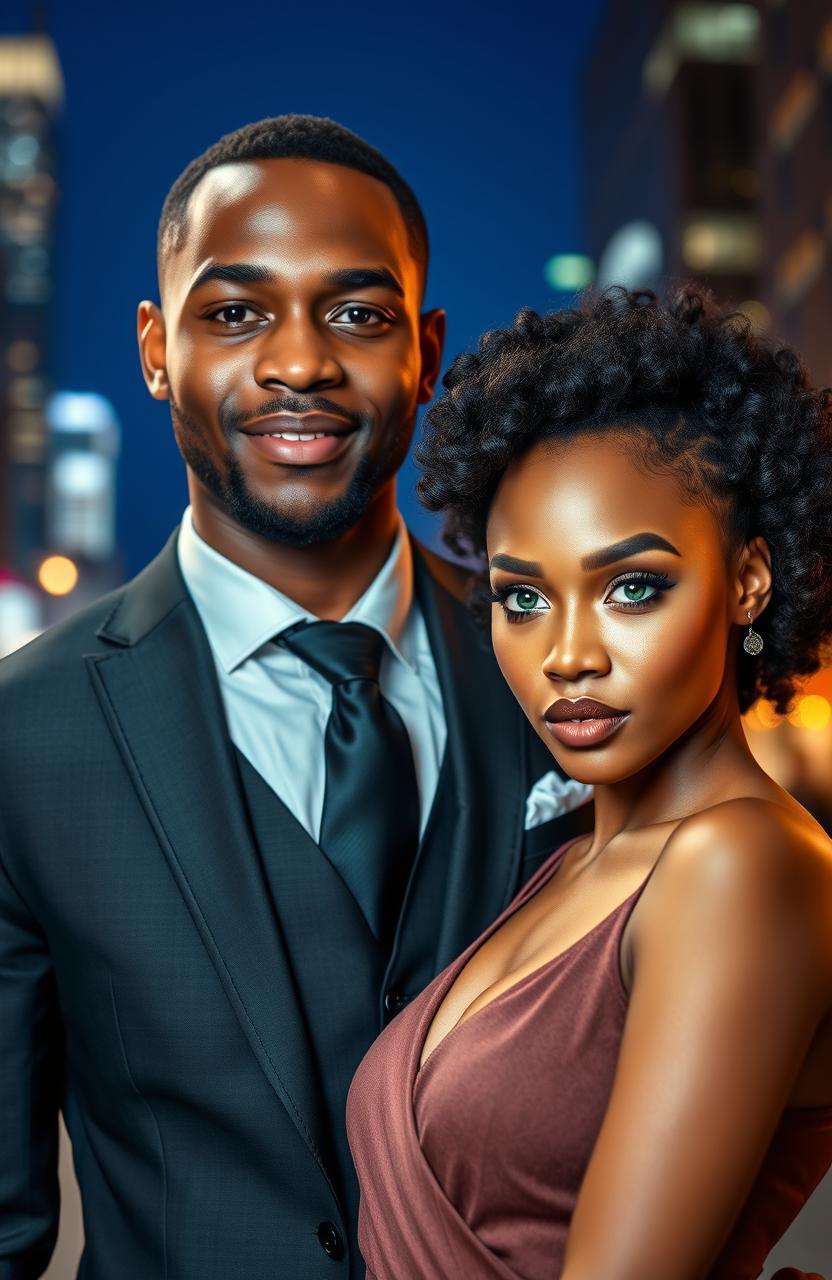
347, 838, 832, 1279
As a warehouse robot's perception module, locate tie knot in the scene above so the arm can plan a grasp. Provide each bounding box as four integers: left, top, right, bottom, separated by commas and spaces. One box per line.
278, 620, 387, 686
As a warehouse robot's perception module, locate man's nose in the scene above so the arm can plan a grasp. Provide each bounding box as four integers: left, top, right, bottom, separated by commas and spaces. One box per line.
254, 314, 343, 392
541, 602, 610, 683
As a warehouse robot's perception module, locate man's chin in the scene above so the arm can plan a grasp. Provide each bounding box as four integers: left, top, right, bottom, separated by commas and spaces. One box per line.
225, 477, 377, 548
176, 414, 399, 548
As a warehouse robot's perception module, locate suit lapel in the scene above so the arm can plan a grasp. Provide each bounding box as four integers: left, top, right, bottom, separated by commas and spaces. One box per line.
86, 536, 334, 1195
411, 540, 527, 968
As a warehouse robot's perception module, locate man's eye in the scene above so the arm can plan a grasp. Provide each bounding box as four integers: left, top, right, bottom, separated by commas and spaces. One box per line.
209, 305, 260, 327
330, 305, 386, 327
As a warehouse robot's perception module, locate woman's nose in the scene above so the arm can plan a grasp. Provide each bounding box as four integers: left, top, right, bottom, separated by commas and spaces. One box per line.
540, 603, 610, 683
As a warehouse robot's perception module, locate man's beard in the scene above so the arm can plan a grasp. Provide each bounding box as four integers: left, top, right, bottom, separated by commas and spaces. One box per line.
169, 394, 414, 548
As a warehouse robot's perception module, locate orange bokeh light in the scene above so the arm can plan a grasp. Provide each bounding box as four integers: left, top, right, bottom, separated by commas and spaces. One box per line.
38, 555, 78, 596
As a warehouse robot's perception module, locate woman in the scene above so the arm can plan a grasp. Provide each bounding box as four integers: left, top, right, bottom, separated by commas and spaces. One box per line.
346, 288, 832, 1279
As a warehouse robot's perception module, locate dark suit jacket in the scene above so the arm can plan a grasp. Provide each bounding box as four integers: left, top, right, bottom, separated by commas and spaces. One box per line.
0, 531, 591, 1279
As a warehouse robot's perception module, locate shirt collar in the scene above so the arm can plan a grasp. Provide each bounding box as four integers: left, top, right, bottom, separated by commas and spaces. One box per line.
177, 506, 416, 674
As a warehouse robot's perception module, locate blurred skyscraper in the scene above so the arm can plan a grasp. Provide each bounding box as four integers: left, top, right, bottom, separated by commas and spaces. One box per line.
583, 1, 761, 308
582, 0, 832, 382
0, 35, 62, 578
757, 1, 832, 388
0, 35, 121, 655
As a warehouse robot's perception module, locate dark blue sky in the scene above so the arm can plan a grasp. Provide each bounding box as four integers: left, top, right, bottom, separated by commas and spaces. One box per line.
7, 0, 607, 573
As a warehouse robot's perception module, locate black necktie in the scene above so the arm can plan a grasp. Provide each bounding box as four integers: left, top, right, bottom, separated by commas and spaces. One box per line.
278, 620, 420, 944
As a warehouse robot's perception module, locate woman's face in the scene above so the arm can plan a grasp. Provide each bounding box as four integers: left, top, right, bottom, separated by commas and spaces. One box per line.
487, 432, 743, 785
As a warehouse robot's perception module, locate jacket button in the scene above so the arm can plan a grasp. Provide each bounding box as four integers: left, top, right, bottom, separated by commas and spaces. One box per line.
384, 990, 410, 1013
317, 1221, 344, 1261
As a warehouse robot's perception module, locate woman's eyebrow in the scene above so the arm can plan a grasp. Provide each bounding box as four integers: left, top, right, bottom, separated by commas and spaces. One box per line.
581, 532, 681, 570
489, 554, 544, 576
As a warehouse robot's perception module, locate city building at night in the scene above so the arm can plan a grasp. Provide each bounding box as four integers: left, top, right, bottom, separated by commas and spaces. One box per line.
757, 0, 832, 389
0, 35, 62, 586
583, 1, 761, 308
0, 38, 122, 654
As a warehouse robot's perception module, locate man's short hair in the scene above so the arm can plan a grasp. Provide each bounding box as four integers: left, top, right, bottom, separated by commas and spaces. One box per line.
158, 114, 429, 280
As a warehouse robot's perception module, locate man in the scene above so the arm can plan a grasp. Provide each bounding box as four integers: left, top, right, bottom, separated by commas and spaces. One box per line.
0, 116, 591, 1278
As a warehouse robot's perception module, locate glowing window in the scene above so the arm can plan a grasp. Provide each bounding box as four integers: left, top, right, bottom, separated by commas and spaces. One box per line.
681, 213, 760, 274
770, 69, 819, 152
645, 3, 759, 96
776, 229, 826, 307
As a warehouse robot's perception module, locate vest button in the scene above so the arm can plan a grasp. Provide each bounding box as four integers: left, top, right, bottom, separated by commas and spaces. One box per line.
384, 990, 411, 1014
317, 1221, 345, 1261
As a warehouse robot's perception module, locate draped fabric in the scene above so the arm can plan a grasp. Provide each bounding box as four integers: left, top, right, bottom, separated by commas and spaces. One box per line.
347, 841, 832, 1279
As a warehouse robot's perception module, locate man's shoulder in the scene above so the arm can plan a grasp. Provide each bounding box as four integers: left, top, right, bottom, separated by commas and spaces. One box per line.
0, 585, 126, 690
411, 536, 479, 608
0, 534, 183, 699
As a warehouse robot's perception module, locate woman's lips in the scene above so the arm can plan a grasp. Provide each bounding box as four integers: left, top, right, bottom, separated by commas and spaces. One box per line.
239, 413, 358, 466
543, 697, 630, 748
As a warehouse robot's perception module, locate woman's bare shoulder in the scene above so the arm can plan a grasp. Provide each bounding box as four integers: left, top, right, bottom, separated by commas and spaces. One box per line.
636, 796, 832, 982
662, 795, 831, 885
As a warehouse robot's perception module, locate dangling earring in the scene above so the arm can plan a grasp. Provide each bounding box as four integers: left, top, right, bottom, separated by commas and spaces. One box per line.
743, 609, 764, 655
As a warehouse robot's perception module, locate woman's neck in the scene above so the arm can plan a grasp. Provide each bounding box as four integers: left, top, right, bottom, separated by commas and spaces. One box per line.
584, 697, 770, 859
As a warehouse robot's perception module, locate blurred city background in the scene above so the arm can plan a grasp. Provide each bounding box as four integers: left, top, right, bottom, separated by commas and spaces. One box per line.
0, 1, 830, 1276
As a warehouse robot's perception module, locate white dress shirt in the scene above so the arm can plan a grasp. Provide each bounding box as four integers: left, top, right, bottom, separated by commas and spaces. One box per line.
177, 506, 446, 840
178, 507, 592, 840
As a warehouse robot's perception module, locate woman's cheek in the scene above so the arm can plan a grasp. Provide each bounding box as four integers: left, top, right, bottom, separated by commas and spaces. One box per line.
491, 624, 544, 720
619, 589, 727, 715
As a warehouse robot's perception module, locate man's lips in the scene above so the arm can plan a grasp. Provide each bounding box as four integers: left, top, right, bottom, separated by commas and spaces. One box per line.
543, 697, 630, 749
238, 412, 358, 466
239, 412, 356, 439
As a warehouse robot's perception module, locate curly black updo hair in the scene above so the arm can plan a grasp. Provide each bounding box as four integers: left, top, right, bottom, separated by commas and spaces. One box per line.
417, 287, 832, 714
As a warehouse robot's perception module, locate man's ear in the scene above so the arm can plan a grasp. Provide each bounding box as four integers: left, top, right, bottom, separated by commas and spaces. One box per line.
417, 307, 446, 404
137, 300, 170, 400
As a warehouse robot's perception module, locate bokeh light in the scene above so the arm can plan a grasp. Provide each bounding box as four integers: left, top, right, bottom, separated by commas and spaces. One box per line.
788, 695, 831, 731
745, 700, 782, 731
544, 254, 594, 291
37, 554, 78, 596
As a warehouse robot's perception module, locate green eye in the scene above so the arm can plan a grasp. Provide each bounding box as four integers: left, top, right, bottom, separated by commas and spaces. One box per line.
505, 588, 546, 613
606, 573, 673, 609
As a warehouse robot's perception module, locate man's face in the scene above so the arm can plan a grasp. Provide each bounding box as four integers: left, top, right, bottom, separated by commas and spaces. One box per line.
140, 158, 443, 545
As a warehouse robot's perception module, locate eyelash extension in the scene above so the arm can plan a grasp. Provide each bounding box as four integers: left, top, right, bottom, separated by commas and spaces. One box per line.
489, 584, 547, 625
489, 569, 676, 624
606, 569, 675, 609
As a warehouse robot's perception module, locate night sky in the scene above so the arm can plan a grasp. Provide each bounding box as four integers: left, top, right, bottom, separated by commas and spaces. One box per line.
5, 0, 607, 575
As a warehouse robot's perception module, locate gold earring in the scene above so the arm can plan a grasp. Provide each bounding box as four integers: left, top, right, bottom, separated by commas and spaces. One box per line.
743, 609, 764, 655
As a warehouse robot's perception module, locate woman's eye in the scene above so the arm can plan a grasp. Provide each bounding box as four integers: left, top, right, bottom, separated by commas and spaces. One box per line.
494, 586, 551, 621
330, 305, 386, 328
606, 573, 672, 609
209, 304, 260, 327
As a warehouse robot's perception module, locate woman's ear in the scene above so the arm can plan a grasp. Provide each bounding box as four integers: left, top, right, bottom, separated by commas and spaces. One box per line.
137, 301, 170, 400
734, 535, 773, 624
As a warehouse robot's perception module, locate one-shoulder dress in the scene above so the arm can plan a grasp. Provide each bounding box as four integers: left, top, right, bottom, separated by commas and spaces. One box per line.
346, 838, 832, 1279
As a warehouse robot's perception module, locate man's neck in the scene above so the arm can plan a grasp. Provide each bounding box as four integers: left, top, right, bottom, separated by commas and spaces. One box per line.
189, 482, 402, 621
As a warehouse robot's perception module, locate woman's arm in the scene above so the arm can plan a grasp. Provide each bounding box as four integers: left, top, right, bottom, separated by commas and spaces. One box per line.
561, 799, 832, 1280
